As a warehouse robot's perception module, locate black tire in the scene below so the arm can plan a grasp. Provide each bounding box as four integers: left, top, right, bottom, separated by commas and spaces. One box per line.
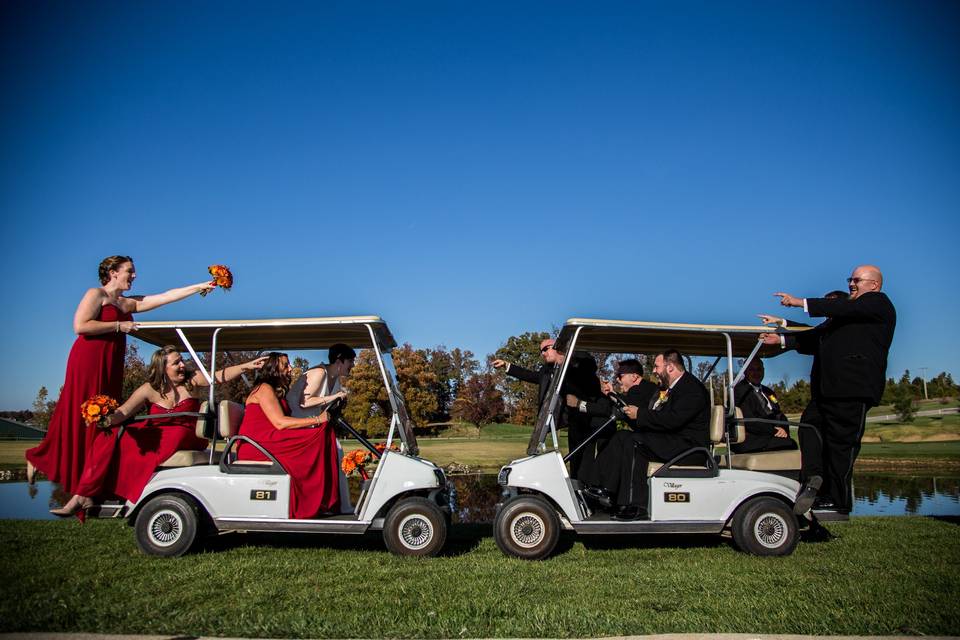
493, 496, 561, 560
730, 496, 799, 556
382, 497, 447, 557
134, 493, 201, 558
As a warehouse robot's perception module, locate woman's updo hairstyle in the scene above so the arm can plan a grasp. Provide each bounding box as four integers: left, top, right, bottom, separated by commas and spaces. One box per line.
99, 255, 133, 285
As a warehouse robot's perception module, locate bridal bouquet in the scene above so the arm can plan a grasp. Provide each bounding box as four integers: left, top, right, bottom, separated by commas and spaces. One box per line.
201, 264, 233, 296
80, 394, 119, 429
342, 444, 399, 480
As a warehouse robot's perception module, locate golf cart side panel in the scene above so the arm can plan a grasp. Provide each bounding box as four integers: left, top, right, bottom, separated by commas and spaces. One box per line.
359, 451, 440, 524
137, 466, 291, 520
648, 469, 795, 521
505, 451, 581, 521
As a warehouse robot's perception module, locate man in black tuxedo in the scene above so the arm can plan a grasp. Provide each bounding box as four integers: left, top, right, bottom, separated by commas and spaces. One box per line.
586, 349, 710, 520
564, 359, 659, 484
732, 358, 797, 454
761, 265, 896, 514
492, 339, 601, 478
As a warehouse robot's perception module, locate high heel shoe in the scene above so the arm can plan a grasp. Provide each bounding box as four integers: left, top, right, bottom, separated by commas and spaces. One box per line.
50, 495, 93, 519
26, 460, 36, 485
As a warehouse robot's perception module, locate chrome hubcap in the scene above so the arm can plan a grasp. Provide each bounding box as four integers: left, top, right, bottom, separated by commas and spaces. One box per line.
150, 509, 182, 547
510, 512, 545, 548
398, 514, 433, 550
755, 513, 788, 548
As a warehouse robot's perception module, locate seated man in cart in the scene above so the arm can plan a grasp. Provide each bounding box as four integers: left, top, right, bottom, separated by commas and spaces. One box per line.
583, 349, 711, 521
731, 357, 797, 454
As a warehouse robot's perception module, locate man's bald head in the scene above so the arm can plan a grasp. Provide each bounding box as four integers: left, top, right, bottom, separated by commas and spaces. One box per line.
849, 264, 884, 299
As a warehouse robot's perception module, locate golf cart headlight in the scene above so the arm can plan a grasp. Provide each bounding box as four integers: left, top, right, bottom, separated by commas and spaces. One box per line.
498, 467, 511, 486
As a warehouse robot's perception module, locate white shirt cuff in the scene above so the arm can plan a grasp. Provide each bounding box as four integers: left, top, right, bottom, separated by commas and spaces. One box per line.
779, 335, 786, 349
803, 298, 809, 313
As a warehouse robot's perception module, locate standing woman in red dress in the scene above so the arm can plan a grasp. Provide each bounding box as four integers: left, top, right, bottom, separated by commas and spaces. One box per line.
236, 353, 341, 518
52, 346, 267, 517
25, 255, 214, 493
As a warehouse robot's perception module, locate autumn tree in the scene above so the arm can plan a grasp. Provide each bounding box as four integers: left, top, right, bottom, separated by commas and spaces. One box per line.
452, 372, 505, 429
392, 344, 438, 428
343, 350, 391, 436
31, 386, 57, 430
424, 346, 479, 422
493, 331, 552, 425
122, 342, 149, 401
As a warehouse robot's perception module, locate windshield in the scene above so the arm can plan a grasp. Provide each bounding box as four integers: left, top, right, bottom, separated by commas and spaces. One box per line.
379, 352, 419, 454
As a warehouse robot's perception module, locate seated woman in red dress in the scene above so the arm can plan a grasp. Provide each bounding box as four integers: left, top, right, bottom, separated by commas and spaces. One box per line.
236, 352, 341, 518
52, 346, 266, 517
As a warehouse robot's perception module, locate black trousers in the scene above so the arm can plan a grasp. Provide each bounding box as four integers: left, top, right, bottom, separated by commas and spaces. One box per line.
799, 397, 869, 511
592, 431, 673, 508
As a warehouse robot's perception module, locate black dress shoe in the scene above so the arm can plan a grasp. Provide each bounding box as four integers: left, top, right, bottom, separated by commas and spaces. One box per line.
793, 475, 823, 514
583, 486, 613, 508
612, 505, 647, 521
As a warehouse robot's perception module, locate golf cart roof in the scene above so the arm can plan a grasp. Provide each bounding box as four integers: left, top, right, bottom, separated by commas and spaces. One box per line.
555, 317, 809, 357
134, 316, 397, 352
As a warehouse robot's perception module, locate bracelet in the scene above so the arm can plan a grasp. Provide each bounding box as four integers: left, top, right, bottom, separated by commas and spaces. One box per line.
116, 321, 120, 333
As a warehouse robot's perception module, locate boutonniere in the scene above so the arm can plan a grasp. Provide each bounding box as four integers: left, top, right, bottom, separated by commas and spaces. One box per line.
658, 390, 669, 403
767, 393, 778, 404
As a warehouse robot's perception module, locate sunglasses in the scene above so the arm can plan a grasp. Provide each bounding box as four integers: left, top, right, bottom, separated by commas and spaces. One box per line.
847, 277, 876, 285
540, 345, 555, 353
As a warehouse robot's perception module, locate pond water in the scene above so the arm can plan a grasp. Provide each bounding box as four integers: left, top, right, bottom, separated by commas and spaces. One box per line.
1, 472, 957, 522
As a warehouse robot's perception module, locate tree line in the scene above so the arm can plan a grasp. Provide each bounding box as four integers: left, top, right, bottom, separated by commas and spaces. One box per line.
21, 339, 959, 434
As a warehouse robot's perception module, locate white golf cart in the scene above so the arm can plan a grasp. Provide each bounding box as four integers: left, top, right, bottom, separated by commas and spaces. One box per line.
493, 318, 838, 560
93, 316, 454, 558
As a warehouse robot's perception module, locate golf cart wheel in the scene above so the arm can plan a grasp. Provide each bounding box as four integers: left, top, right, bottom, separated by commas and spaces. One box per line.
494, 495, 560, 560
383, 497, 447, 557
134, 493, 200, 558
731, 496, 799, 557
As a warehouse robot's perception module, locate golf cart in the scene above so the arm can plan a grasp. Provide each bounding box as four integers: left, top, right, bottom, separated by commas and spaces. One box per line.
95, 316, 454, 557
493, 317, 834, 560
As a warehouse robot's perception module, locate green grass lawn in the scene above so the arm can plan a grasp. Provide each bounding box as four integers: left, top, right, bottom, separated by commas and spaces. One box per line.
1, 517, 957, 637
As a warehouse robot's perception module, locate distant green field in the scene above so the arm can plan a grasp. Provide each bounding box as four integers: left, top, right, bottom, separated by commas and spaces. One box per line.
4, 419, 958, 476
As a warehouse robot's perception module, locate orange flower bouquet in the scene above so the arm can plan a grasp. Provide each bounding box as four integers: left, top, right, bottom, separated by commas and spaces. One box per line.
341, 444, 399, 480
80, 394, 119, 429
200, 264, 233, 296
341, 449, 372, 480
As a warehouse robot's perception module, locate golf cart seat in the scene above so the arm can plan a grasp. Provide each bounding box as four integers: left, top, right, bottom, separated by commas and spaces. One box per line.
727, 407, 802, 471
646, 405, 726, 475
158, 400, 245, 468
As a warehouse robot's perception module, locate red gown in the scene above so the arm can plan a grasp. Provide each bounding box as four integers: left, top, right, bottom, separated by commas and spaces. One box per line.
74, 397, 208, 503
26, 304, 132, 493
236, 398, 340, 518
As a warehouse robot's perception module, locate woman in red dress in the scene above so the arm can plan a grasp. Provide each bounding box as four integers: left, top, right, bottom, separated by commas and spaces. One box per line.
52, 346, 266, 517
236, 353, 341, 518
26, 255, 215, 493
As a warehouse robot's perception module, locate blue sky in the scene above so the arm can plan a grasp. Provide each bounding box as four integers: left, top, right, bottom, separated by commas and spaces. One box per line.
1, 1, 958, 408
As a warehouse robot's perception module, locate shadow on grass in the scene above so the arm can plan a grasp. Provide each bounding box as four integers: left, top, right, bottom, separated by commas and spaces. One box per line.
930, 515, 960, 526
577, 532, 729, 552
196, 522, 492, 557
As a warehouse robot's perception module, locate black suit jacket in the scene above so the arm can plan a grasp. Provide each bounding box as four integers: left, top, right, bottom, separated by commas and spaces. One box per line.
732, 380, 795, 453
580, 380, 658, 420
633, 372, 710, 458
508, 352, 601, 425
784, 291, 896, 406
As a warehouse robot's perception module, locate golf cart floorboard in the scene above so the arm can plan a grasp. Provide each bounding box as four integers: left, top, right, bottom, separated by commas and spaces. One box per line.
214, 513, 371, 534
573, 518, 726, 534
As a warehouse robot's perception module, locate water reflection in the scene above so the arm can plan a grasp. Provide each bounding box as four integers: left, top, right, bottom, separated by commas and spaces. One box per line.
2, 473, 957, 523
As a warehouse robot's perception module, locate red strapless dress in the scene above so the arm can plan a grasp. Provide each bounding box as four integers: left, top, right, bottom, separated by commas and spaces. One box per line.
236, 399, 340, 518
74, 397, 208, 503
26, 304, 132, 493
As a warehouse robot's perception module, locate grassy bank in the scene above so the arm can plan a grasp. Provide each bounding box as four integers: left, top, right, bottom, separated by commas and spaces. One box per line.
1, 517, 958, 637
